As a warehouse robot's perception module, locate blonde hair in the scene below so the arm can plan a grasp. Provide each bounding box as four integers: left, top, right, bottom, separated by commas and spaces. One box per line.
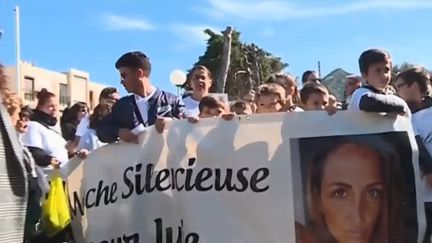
2, 91, 21, 117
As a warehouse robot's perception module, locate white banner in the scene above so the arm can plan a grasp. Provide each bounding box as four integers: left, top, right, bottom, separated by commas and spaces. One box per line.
66, 112, 425, 243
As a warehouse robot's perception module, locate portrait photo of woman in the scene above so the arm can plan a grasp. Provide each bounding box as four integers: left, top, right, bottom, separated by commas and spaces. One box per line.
293, 132, 418, 243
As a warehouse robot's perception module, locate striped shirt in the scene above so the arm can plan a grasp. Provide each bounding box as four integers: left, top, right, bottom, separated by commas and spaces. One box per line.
0, 103, 27, 243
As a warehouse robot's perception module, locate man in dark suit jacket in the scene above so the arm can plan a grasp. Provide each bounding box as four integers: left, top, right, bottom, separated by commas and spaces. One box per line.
97, 51, 186, 143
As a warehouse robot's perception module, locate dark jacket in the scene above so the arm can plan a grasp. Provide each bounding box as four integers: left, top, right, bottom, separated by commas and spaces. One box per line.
97, 88, 185, 143
358, 85, 407, 113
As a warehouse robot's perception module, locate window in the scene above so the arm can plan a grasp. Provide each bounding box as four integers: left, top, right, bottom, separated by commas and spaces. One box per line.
89, 91, 94, 110
59, 83, 69, 106
23, 76, 34, 101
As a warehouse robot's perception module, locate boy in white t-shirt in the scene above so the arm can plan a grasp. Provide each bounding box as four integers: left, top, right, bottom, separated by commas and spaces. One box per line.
348, 49, 410, 115
349, 49, 432, 242
183, 65, 213, 117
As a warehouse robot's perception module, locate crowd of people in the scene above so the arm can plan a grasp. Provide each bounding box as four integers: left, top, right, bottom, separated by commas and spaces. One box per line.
0, 47, 431, 243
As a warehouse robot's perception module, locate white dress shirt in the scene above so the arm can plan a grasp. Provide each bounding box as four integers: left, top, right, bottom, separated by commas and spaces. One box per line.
134, 87, 157, 125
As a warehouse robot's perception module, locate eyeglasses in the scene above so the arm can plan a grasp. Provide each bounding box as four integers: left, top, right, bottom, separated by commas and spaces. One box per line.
105, 98, 118, 104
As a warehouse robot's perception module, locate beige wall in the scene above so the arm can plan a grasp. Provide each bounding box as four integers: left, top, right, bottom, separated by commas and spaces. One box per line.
4, 61, 107, 112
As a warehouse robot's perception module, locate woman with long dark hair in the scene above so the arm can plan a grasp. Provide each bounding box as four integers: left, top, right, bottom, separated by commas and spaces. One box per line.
300, 136, 406, 243
60, 101, 88, 142
78, 103, 112, 151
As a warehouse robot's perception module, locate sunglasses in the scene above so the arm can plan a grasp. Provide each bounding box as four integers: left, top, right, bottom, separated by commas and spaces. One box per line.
19, 114, 30, 121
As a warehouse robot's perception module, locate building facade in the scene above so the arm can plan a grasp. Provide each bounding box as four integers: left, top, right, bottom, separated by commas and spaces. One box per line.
4, 61, 107, 111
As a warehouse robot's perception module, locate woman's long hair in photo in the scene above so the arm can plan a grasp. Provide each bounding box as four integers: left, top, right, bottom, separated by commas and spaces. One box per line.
306, 135, 405, 243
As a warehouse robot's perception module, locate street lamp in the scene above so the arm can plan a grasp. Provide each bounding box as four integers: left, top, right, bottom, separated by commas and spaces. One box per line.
169, 69, 187, 96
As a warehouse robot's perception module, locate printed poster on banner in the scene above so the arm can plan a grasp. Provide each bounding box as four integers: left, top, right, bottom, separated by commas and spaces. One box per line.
64, 112, 425, 243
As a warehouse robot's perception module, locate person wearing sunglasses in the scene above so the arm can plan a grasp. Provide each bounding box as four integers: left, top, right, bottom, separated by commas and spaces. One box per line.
60, 101, 88, 143
72, 87, 119, 149
97, 51, 186, 144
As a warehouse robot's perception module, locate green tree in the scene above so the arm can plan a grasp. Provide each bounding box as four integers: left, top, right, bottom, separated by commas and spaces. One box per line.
185, 28, 287, 100
391, 62, 417, 84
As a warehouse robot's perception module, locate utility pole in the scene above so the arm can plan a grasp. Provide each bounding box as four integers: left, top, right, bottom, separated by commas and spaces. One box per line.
218, 26, 233, 93
317, 60, 321, 78
14, 6, 21, 95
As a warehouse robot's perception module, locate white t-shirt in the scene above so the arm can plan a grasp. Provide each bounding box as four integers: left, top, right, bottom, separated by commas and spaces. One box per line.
75, 115, 90, 137
348, 87, 374, 111
412, 107, 432, 155
183, 96, 200, 117
348, 87, 411, 116
291, 106, 304, 112
134, 87, 157, 125
345, 95, 353, 108
412, 107, 432, 202
22, 121, 69, 171
78, 128, 107, 151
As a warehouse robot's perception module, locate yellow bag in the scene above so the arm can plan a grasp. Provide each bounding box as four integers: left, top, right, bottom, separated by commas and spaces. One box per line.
41, 172, 71, 237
